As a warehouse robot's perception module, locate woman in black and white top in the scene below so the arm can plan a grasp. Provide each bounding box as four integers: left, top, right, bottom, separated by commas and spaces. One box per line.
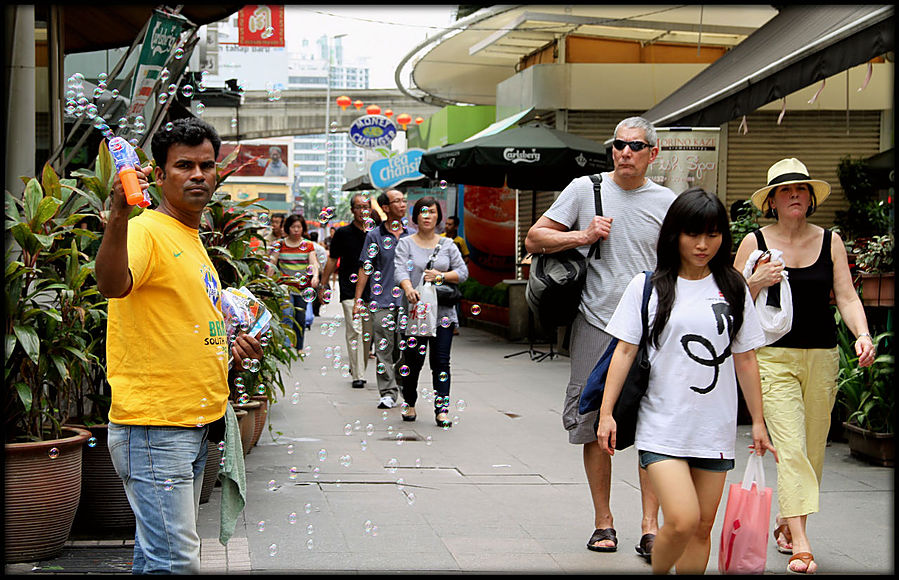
597, 188, 777, 575
395, 196, 468, 427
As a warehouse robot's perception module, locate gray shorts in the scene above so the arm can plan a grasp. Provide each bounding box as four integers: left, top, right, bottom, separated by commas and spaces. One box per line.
562, 312, 615, 445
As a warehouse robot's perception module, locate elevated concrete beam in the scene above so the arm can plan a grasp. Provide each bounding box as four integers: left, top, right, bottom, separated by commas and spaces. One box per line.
202, 88, 443, 140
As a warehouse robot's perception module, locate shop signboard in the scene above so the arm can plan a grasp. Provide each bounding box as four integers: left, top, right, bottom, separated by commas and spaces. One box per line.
369, 149, 425, 189
646, 128, 720, 194
217, 143, 290, 180
238, 5, 285, 47
128, 11, 184, 116
348, 115, 397, 149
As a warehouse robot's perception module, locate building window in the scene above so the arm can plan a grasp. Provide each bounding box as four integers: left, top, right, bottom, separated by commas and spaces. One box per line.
258, 192, 287, 202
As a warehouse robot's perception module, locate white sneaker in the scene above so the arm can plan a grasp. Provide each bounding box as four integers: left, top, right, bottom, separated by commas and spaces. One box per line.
377, 395, 396, 409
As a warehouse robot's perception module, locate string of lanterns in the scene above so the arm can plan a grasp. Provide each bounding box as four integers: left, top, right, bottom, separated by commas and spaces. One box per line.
335, 95, 424, 130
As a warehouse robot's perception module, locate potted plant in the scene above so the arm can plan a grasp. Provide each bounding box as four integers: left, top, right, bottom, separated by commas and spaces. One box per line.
459, 279, 510, 329
5, 165, 99, 562
835, 312, 894, 466
852, 233, 894, 307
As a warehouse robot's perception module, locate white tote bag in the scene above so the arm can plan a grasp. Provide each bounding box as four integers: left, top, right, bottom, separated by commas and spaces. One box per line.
742, 249, 793, 345
408, 280, 438, 338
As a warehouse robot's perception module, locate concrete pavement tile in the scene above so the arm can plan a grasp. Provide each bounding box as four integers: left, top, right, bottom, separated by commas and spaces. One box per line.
442, 535, 545, 554
449, 552, 563, 572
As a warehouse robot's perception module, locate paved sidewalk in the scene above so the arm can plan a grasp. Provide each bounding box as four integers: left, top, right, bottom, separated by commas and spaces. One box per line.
6, 300, 894, 574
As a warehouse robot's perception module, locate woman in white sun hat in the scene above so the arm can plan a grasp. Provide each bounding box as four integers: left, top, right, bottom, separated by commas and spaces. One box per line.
733, 158, 875, 575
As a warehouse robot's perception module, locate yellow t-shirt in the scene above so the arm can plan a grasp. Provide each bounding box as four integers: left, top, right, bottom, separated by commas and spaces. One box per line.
440, 232, 470, 258
107, 210, 228, 426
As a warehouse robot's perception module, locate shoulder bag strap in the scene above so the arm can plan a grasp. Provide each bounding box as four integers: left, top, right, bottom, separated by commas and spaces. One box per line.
587, 174, 603, 260
639, 270, 654, 346
425, 242, 442, 271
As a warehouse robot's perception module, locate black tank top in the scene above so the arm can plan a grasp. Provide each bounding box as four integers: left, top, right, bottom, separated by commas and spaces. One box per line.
753, 229, 837, 348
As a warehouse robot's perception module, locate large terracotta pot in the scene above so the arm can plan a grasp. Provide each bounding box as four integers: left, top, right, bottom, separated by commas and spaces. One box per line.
233, 401, 260, 457
199, 440, 223, 504
844, 422, 895, 467
857, 272, 894, 307
73, 423, 135, 532
4, 426, 91, 563
250, 395, 269, 448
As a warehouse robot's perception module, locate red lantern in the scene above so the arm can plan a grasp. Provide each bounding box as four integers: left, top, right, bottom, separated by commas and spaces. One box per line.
336, 95, 351, 110
366, 104, 381, 115
415, 116, 424, 125
384, 109, 394, 118
353, 100, 364, 110
396, 113, 412, 130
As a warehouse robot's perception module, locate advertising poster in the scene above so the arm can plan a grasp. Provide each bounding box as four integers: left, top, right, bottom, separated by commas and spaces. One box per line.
646, 128, 720, 195
369, 149, 425, 189
461, 184, 516, 286
128, 11, 184, 116
238, 5, 286, 47
218, 143, 290, 179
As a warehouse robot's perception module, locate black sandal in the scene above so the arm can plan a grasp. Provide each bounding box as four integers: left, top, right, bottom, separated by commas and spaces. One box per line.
635, 533, 655, 562
435, 412, 452, 428
587, 527, 618, 552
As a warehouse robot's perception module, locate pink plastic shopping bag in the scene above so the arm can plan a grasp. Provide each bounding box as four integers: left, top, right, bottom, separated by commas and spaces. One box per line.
718, 453, 772, 574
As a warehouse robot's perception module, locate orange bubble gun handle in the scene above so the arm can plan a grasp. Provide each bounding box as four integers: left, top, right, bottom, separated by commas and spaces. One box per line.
109, 137, 145, 206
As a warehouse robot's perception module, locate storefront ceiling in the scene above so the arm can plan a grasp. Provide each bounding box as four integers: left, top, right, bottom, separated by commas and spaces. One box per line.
399, 5, 779, 106
642, 5, 894, 128
59, 5, 242, 54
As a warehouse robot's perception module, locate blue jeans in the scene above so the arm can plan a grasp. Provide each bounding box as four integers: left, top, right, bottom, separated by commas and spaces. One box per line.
108, 422, 209, 574
289, 293, 314, 350
400, 324, 455, 414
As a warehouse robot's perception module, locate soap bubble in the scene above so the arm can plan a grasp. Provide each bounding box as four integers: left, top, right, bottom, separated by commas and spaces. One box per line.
195, 103, 205, 115
289, 467, 299, 480
344, 423, 353, 436
366, 423, 375, 436
376, 362, 386, 374
288, 512, 297, 525
174, 46, 185, 60
287, 444, 295, 455
306, 524, 314, 535
318, 449, 328, 461
164, 479, 174, 491
313, 467, 320, 479
471, 304, 482, 315
269, 543, 278, 557
257, 520, 266, 532
48, 447, 60, 459
439, 180, 448, 189
399, 365, 410, 377
87, 437, 98, 448
181, 84, 193, 98
372, 283, 383, 296
304, 502, 312, 514
386, 457, 399, 473
440, 316, 451, 328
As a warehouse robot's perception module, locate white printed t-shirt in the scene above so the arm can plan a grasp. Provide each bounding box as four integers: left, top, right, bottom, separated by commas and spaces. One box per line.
605, 272, 765, 459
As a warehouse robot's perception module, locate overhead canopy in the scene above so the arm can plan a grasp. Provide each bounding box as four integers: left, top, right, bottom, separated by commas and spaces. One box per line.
59, 5, 243, 53
642, 5, 895, 128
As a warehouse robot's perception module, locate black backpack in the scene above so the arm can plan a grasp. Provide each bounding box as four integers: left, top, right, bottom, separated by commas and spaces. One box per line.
525, 174, 603, 330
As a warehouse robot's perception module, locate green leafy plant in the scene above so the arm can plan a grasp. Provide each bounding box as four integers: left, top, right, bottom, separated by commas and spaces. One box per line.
854, 233, 894, 274
459, 278, 509, 307
200, 192, 299, 411
5, 164, 106, 442
729, 199, 762, 252
834, 156, 892, 241
835, 311, 894, 434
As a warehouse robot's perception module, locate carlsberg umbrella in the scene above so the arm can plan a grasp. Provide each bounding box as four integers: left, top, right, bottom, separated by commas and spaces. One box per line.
417, 125, 610, 190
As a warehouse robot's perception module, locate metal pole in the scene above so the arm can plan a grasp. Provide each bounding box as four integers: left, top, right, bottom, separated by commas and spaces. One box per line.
324, 35, 330, 210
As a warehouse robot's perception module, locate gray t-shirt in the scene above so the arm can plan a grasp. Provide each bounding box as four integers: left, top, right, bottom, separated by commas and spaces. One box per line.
394, 236, 469, 326
543, 173, 676, 330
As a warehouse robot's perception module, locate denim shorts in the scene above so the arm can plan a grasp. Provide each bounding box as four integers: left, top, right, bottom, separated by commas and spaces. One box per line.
639, 450, 735, 472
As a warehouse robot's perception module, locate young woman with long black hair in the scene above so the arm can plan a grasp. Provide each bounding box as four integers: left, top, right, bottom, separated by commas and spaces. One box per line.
597, 188, 778, 574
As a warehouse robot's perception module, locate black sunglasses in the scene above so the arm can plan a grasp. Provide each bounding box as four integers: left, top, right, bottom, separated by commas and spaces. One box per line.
612, 139, 651, 152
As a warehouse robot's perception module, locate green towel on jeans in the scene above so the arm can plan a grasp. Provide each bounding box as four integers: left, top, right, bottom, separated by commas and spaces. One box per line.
218, 403, 246, 545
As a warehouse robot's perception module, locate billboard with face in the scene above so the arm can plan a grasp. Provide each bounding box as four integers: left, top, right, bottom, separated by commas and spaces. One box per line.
218, 143, 290, 179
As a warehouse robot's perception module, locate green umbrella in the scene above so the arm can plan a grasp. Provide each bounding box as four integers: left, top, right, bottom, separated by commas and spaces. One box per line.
417, 125, 610, 190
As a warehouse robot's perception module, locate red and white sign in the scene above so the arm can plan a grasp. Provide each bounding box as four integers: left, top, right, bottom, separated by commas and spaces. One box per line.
238, 5, 285, 47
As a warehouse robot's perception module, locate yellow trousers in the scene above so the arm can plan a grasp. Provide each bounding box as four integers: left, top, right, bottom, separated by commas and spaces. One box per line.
757, 346, 839, 518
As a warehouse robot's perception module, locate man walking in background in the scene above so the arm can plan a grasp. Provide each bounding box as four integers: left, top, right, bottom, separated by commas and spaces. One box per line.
321, 194, 374, 388
354, 189, 409, 409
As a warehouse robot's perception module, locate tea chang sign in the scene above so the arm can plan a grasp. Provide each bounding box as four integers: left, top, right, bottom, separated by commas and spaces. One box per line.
348, 115, 397, 149
369, 149, 425, 189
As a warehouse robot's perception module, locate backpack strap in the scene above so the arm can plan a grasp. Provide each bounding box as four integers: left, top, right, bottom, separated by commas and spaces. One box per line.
587, 174, 603, 260
639, 271, 653, 345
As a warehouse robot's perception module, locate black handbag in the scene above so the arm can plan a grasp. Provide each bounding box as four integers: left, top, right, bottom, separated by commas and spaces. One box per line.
591, 271, 654, 451
427, 240, 461, 306
525, 174, 603, 330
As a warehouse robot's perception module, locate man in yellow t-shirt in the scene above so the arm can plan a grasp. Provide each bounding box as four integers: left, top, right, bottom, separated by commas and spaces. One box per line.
96, 118, 262, 574
441, 215, 470, 264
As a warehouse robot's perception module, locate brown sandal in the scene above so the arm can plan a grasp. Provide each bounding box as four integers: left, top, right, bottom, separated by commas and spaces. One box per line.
773, 519, 793, 554
787, 552, 816, 574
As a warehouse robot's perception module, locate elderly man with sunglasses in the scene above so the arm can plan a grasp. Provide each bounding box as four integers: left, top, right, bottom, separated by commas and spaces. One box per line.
526, 117, 676, 560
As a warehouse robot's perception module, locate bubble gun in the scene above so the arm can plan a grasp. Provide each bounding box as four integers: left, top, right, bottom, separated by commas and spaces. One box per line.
108, 137, 150, 207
